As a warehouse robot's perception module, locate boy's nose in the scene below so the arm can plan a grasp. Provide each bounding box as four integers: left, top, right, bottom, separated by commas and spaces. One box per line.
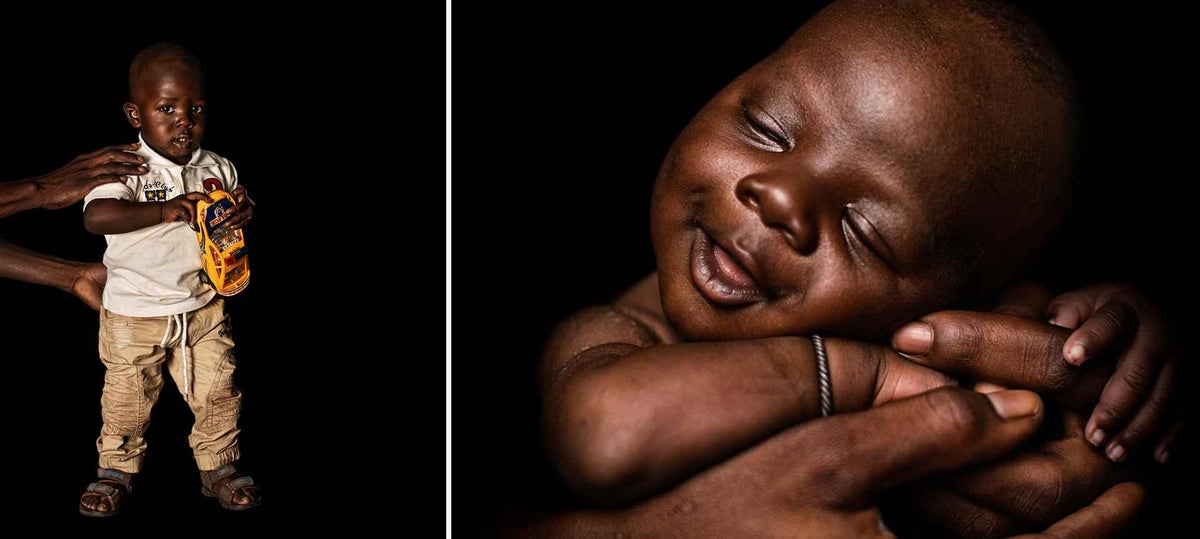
735, 173, 819, 255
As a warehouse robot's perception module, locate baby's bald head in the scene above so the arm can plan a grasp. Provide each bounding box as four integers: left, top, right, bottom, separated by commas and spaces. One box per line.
789, 0, 1078, 295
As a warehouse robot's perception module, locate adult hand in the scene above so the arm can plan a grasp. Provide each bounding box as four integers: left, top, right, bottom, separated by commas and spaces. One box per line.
889, 282, 1147, 536
32, 143, 146, 210
70, 262, 107, 312
517, 388, 1140, 537
902, 405, 1138, 537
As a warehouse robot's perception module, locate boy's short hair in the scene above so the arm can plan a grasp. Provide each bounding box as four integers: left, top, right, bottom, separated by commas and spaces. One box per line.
129, 42, 205, 98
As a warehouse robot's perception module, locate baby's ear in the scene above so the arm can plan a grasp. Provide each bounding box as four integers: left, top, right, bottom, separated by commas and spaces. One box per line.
123, 103, 141, 128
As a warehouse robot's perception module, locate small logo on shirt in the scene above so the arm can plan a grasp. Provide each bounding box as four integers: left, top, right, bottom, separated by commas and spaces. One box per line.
142, 179, 175, 202
203, 178, 225, 192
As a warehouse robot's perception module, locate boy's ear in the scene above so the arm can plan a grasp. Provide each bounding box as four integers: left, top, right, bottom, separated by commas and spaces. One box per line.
123, 103, 141, 128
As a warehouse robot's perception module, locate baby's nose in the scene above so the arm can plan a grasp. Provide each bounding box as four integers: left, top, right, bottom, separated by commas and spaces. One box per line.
735, 174, 818, 255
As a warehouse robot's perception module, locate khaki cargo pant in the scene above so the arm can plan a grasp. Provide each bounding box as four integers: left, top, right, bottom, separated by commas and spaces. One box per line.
96, 298, 242, 473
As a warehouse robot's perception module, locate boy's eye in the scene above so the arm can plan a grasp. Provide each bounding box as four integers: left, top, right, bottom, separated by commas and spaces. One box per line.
159, 105, 175, 114
191, 105, 205, 114
741, 105, 791, 151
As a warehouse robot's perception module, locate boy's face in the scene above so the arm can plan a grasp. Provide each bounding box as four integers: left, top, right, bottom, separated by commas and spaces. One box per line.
651, 17, 1059, 341
124, 60, 206, 165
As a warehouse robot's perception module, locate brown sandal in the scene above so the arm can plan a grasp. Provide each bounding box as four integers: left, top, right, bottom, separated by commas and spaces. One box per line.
79, 468, 134, 517
200, 463, 262, 511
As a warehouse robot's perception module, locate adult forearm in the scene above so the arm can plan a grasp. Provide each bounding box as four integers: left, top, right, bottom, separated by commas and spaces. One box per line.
0, 239, 85, 291
84, 199, 162, 235
545, 336, 880, 504
0, 180, 43, 218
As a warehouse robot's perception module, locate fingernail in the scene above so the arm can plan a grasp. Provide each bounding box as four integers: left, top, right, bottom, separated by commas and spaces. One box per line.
1048, 318, 1064, 327
1107, 444, 1125, 462
986, 390, 1041, 420
1089, 428, 1106, 446
1156, 446, 1170, 464
1065, 343, 1086, 365
139, 165, 148, 170
893, 322, 933, 356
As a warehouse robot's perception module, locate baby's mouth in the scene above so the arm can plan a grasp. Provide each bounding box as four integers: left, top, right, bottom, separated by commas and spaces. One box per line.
691, 228, 765, 307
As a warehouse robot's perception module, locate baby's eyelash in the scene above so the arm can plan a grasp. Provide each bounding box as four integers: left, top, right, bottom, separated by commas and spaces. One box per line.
842, 207, 900, 273
741, 106, 791, 151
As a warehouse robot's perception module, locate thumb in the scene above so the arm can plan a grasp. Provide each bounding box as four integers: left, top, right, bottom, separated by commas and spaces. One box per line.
796, 387, 1043, 508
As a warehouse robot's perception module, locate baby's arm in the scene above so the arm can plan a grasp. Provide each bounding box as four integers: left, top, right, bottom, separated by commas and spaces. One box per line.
542, 273, 952, 505
84, 193, 211, 235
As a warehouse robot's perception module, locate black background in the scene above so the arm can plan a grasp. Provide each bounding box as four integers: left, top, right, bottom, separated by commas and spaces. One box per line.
452, 1, 1196, 536
0, 14, 445, 529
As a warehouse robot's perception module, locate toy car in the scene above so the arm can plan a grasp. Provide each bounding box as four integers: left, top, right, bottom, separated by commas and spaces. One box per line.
195, 190, 250, 296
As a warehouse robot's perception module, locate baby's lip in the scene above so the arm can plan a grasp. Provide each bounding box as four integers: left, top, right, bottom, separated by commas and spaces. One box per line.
691, 228, 766, 307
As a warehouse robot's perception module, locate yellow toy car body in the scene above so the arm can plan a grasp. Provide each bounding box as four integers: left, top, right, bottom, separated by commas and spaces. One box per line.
195, 190, 250, 296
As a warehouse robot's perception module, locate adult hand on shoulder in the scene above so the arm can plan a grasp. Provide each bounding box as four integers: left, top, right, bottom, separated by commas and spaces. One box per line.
518, 387, 1138, 537
32, 143, 147, 209
889, 282, 1148, 536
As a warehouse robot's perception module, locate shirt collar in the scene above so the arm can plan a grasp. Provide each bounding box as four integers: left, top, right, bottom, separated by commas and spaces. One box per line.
137, 132, 203, 168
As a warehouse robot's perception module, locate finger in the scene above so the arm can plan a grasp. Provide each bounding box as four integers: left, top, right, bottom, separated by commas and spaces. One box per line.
76, 142, 142, 162
87, 174, 127, 188
974, 381, 1009, 394
1061, 301, 1139, 366
1100, 360, 1176, 461
181, 202, 196, 225
1154, 409, 1184, 464
905, 486, 1026, 537
1014, 482, 1144, 539
845, 507, 893, 538
793, 388, 1043, 507
940, 437, 1114, 526
82, 148, 147, 170
892, 312, 1082, 395
1084, 331, 1169, 451
1045, 289, 1098, 330
223, 208, 253, 230
90, 162, 148, 178
992, 282, 1056, 321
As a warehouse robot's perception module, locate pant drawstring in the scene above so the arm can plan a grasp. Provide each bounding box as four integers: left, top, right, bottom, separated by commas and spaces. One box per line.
159, 312, 192, 399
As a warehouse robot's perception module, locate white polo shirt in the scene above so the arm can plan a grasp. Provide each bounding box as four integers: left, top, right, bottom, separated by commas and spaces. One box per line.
84, 134, 239, 317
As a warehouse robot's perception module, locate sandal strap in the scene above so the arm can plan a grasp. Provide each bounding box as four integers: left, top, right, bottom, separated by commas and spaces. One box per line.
86, 482, 118, 495
209, 464, 238, 481
221, 475, 255, 496
97, 468, 132, 484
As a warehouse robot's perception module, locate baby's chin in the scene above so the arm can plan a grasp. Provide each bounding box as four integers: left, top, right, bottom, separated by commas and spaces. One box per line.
660, 289, 809, 342
662, 288, 906, 344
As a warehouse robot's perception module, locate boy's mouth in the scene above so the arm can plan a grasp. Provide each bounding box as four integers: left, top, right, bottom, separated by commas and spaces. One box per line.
691, 228, 765, 307
172, 134, 193, 147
